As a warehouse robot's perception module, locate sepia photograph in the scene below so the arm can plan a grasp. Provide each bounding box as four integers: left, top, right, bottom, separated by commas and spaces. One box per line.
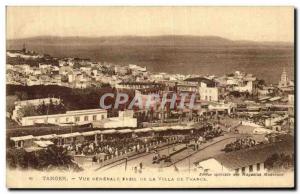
5, 6, 295, 188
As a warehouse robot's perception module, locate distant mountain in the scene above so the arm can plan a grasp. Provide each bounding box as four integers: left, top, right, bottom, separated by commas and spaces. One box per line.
7, 35, 292, 48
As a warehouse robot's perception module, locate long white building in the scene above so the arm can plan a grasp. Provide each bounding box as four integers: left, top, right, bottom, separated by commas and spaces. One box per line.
21, 109, 107, 126
196, 140, 293, 174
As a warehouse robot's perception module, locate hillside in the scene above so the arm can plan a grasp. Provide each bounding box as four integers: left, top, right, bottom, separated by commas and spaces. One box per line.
6, 35, 294, 84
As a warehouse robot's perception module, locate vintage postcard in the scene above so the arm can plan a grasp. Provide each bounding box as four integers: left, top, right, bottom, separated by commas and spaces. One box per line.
6, 6, 295, 188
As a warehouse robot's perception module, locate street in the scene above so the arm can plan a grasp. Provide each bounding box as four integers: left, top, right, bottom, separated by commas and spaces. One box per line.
97, 133, 244, 174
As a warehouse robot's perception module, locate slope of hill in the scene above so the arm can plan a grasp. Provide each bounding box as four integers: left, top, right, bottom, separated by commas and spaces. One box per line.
6, 36, 294, 84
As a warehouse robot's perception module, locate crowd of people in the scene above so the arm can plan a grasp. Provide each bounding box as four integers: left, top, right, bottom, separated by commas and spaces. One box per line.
57, 124, 225, 165
184, 124, 223, 143
64, 136, 175, 161
223, 137, 256, 153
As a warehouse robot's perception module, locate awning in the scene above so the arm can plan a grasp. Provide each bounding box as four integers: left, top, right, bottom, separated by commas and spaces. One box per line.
59, 132, 81, 138
81, 130, 101, 136
34, 140, 54, 148
152, 126, 168, 131
259, 96, 271, 101
24, 146, 43, 152
11, 135, 34, 142
118, 129, 133, 134
269, 97, 282, 102
35, 134, 57, 140
101, 129, 117, 134
169, 125, 182, 130
169, 125, 192, 130
134, 128, 153, 133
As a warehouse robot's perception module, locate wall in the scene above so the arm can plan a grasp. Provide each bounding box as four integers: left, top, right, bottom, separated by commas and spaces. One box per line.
236, 162, 265, 174
199, 87, 219, 102
99, 117, 137, 128
21, 110, 107, 126
197, 158, 230, 173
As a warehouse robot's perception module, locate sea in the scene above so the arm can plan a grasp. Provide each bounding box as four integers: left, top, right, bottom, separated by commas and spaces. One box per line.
7, 44, 294, 84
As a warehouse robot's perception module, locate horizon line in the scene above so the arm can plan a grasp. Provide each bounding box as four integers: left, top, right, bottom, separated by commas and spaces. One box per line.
6, 35, 293, 44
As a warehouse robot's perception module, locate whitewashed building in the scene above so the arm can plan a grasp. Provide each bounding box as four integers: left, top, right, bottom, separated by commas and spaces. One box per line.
196, 140, 293, 174
92, 110, 137, 128
20, 109, 107, 126
199, 82, 219, 102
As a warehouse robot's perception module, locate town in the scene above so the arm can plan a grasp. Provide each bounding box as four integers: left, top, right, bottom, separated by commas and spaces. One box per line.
6, 45, 294, 175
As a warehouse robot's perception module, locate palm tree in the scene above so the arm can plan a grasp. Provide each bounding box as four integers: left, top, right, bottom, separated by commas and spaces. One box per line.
7, 145, 83, 172
34, 145, 82, 171
7, 148, 28, 169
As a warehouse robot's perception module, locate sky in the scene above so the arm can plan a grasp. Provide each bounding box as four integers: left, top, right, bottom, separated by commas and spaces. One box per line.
6, 6, 294, 42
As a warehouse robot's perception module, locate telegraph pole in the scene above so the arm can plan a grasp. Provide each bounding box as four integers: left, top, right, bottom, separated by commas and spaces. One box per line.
125, 157, 128, 172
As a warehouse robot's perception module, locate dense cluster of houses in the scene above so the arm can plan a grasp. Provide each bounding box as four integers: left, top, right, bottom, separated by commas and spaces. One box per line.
6, 46, 294, 174
6, 47, 294, 132
7, 47, 150, 88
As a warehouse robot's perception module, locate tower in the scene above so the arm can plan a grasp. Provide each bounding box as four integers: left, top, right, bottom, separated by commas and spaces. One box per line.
279, 68, 288, 88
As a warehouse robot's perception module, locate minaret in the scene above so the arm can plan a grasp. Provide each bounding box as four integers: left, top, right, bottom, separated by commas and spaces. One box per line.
279, 67, 288, 87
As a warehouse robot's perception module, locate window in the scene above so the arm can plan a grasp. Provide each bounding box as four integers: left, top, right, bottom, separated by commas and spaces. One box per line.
93, 115, 97, 121
241, 167, 246, 173
249, 165, 253, 172
101, 115, 105, 120
235, 169, 239, 174
75, 117, 80, 122
256, 163, 260, 171
84, 116, 89, 121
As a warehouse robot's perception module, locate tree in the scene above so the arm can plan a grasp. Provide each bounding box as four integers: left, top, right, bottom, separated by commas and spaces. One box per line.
56, 102, 66, 113
264, 153, 294, 171
7, 148, 28, 169
7, 145, 83, 172
20, 105, 38, 117
35, 145, 83, 171
6, 95, 19, 113
48, 98, 55, 114
37, 101, 47, 115
15, 91, 28, 100
257, 79, 266, 89
229, 91, 241, 98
